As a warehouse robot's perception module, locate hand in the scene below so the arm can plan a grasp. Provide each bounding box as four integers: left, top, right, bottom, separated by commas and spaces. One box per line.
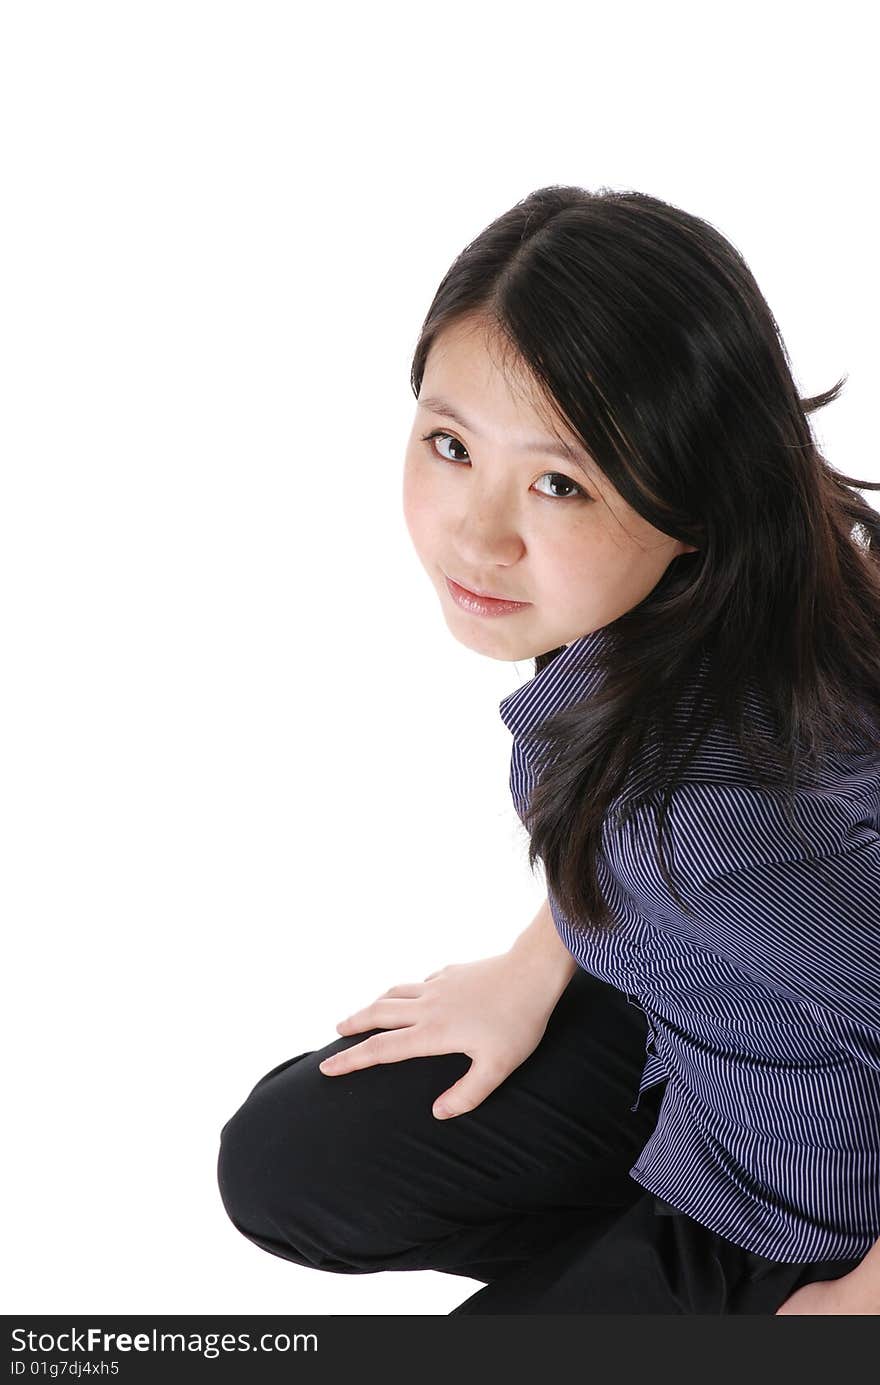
317, 951, 560, 1120
774, 1271, 878, 1315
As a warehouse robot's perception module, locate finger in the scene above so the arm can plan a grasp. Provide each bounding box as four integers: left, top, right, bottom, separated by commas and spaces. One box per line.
335, 988, 423, 1032
432, 1061, 506, 1119
318, 1031, 428, 1075
335, 998, 419, 1034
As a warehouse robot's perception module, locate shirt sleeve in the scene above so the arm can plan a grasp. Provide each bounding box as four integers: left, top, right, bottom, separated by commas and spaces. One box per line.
648, 779, 880, 1065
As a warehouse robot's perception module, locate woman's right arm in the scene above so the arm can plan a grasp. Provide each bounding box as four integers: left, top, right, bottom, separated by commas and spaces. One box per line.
506, 895, 578, 1013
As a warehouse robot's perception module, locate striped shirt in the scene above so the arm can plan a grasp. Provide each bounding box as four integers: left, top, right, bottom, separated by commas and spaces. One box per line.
499, 625, 880, 1263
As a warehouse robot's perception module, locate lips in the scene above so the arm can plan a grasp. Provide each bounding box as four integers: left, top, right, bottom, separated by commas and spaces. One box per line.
443, 574, 532, 616
448, 574, 526, 603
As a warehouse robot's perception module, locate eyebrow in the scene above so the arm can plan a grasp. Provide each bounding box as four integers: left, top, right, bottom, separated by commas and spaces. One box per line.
416, 395, 592, 475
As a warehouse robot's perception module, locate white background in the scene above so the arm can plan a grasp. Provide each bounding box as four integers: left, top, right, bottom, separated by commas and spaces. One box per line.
2, 0, 877, 1316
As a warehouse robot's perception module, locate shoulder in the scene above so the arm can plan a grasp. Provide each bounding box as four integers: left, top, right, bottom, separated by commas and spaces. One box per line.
635, 753, 880, 885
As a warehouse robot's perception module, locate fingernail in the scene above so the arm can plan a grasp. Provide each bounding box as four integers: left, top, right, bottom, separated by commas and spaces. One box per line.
319, 1058, 336, 1071
433, 1102, 451, 1118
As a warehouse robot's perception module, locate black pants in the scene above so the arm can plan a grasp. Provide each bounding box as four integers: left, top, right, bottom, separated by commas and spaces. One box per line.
216, 966, 864, 1313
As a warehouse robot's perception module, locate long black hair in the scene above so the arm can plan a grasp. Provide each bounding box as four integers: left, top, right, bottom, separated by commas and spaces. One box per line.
409, 185, 880, 930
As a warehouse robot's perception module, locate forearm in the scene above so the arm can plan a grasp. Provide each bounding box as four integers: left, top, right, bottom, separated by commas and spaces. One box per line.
507, 894, 578, 1002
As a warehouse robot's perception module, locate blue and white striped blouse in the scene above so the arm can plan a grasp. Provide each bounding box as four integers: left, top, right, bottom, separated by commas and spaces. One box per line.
499, 624, 880, 1263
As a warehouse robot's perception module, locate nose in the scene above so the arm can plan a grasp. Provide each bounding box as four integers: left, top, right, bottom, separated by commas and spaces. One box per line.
449, 510, 525, 573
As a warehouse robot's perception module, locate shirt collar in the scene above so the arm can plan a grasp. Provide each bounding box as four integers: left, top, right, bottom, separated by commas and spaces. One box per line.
498, 624, 612, 739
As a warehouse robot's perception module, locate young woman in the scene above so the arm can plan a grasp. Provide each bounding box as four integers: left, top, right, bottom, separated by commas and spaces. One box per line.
217, 185, 880, 1314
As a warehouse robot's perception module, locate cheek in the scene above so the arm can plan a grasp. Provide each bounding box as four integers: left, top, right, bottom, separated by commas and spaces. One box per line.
548, 524, 624, 597
402, 453, 439, 551
551, 518, 607, 572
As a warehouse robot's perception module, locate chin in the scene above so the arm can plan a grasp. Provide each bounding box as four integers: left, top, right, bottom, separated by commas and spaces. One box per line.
440, 612, 513, 658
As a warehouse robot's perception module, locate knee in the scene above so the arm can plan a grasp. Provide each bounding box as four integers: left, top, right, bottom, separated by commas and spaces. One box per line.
216, 1100, 264, 1244
219, 1095, 348, 1273
216, 1050, 420, 1272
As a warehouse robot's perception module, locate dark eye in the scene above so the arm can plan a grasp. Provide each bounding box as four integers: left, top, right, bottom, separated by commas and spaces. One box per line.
421, 429, 470, 463
534, 473, 583, 500
419, 430, 591, 503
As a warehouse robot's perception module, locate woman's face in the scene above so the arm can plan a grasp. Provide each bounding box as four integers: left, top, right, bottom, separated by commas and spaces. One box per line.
403, 315, 697, 662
